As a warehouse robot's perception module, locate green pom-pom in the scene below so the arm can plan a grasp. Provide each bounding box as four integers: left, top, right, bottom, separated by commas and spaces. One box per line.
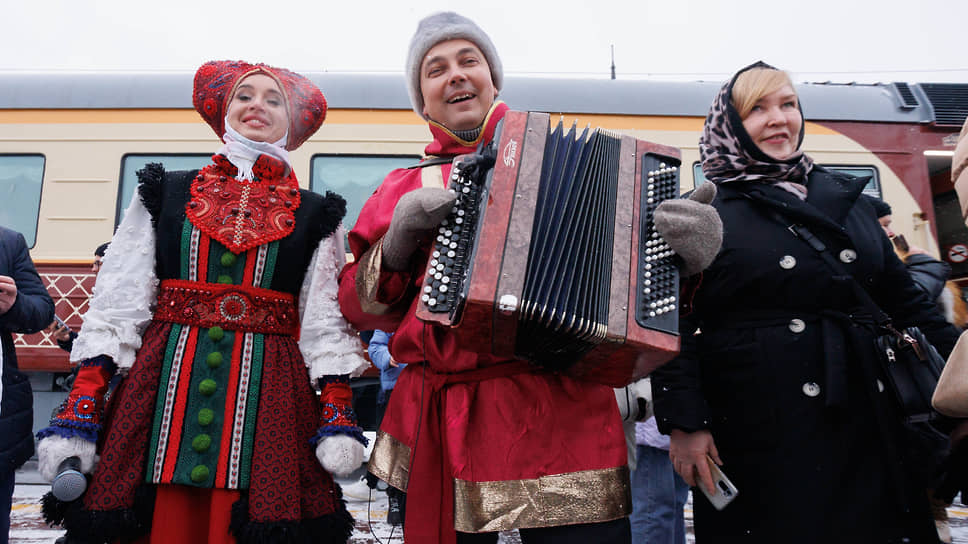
197, 409, 214, 426
208, 327, 224, 342
220, 252, 237, 268
190, 465, 210, 483
206, 352, 223, 368
192, 434, 212, 452
199, 379, 217, 396
217, 274, 233, 284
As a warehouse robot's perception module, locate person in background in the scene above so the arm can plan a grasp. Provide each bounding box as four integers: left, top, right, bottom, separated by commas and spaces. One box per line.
35, 60, 368, 544
48, 242, 110, 353
628, 379, 688, 544
867, 195, 967, 330
0, 225, 55, 544
366, 329, 406, 526
338, 11, 721, 543
652, 61, 960, 543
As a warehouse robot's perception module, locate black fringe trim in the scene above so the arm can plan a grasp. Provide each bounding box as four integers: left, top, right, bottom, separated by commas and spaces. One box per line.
42, 485, 156, 544
229, 490, 355, 544
136, 162, 167, 228
316, 191, 347, 241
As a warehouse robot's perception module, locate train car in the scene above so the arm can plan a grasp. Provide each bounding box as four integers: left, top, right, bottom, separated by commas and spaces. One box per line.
2, 72, 967, 431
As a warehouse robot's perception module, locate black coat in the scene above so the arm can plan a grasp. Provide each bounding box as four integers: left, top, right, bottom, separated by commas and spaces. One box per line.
652, 167, 960, 543
0, 226, 54, 471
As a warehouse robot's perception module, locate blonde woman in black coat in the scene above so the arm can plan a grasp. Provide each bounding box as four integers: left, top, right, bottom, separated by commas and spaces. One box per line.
651, 62, 960, 543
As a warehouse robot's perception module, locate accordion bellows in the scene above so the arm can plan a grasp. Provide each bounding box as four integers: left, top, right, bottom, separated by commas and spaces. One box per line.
416, 111, 682, 387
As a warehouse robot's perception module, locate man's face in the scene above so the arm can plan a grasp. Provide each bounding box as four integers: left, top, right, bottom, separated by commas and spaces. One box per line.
92, 255, 103, 274
420, 39, 498, 132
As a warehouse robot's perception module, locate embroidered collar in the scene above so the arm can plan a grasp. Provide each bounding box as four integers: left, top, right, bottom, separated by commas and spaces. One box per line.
186, 154, 301, 254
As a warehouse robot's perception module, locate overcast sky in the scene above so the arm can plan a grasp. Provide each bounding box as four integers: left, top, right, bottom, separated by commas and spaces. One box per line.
4, 0, 966, 84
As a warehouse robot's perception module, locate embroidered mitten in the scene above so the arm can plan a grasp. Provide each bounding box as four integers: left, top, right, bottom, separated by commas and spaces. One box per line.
311, 376, 367, 476
36, 356, 117, 481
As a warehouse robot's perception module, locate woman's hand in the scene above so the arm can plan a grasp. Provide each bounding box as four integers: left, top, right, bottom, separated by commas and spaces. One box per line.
669, 428, 721, 495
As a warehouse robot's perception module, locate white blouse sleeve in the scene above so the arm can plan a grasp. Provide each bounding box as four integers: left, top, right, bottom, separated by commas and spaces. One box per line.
298, 225, 369, 381
71, 196, 158, 370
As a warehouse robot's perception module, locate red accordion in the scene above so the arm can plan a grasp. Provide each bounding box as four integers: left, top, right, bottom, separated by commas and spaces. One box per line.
415, 110, 682, 387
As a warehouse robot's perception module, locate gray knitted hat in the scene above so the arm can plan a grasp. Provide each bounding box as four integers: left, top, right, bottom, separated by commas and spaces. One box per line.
406, 11, 503, 120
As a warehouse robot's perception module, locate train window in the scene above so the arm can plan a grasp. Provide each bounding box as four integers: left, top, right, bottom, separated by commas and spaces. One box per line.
694, 162, 881, 197
116, 154, 211, 224
825, 166, 881, 197
0, 155, 45, 247
310, 155, 420, 231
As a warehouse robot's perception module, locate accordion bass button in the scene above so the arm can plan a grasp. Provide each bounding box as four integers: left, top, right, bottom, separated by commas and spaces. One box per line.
498, 294, 519, 315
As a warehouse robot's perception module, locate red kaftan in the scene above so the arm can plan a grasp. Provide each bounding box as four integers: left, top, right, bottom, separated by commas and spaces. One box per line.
338, 102, 631, 543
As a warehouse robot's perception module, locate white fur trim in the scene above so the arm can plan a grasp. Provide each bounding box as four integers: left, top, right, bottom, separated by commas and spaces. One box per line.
37, 435, 97, 482
315, 435, 364, 477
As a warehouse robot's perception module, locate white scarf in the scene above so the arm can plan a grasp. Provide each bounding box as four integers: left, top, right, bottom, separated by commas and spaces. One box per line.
217, 119, 290, 181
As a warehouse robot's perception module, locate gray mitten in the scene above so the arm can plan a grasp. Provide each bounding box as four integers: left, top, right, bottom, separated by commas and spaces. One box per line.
382, 187, 457, 271
654, 182, 723, 276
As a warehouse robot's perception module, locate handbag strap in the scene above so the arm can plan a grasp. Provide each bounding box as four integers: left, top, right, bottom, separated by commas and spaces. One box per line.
764, 209, 896, 332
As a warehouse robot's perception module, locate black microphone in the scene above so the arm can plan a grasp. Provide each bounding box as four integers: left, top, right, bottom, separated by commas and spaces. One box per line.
51, 457, 86, 502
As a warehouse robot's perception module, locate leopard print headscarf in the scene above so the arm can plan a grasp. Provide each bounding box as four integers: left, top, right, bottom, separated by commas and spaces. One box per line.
699, 61, 814, 196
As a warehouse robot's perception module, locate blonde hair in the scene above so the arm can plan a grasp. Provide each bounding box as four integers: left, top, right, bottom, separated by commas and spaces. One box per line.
731, 68, 796, 119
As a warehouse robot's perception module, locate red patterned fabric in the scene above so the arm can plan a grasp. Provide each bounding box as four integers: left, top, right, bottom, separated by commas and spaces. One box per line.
248, 334, 338, 523
47, 359, 115, 437
83, 321, 342, 529
318, 381, 356, 428
186, 156, 301, 253
193, 60, 327, 151
86, 321, 171, 512
154, 279, 298, 336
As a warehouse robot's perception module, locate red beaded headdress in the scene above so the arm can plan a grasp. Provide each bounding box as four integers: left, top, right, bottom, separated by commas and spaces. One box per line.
193, 60, 327, 151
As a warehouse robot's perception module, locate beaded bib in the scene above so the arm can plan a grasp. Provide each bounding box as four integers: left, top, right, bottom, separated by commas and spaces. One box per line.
186, 154, 301, 254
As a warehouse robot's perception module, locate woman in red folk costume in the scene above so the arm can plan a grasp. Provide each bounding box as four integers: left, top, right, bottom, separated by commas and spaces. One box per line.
36, 61, 368, 544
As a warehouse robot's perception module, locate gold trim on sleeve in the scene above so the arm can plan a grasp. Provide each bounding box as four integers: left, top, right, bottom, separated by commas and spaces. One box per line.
454, 465, 631, 533
366, 429, 411, 492
421, 163, 446, 190
355, 237, 391, 315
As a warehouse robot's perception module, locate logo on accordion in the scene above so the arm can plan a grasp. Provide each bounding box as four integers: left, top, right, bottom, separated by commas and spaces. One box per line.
503, 139, 518, 167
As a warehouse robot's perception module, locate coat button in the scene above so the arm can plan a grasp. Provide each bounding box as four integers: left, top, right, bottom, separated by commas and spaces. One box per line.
779, 255, 797, 269
839, 249, 857, 263
802, 382, 821, 397
876, 379, 885, 393
789, 318, 806, 333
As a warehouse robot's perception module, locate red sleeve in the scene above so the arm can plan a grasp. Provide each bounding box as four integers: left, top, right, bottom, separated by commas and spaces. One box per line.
337, 167, 425, 333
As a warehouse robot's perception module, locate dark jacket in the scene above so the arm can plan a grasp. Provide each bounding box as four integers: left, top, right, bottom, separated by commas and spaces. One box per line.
905, 252, 950, 301
652, 167, 959, 543
0, 226, 54, 471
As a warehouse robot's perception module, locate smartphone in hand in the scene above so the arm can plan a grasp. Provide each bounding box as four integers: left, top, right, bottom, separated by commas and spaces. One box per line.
699, 455, 739, 510
53, 314, 71, 331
